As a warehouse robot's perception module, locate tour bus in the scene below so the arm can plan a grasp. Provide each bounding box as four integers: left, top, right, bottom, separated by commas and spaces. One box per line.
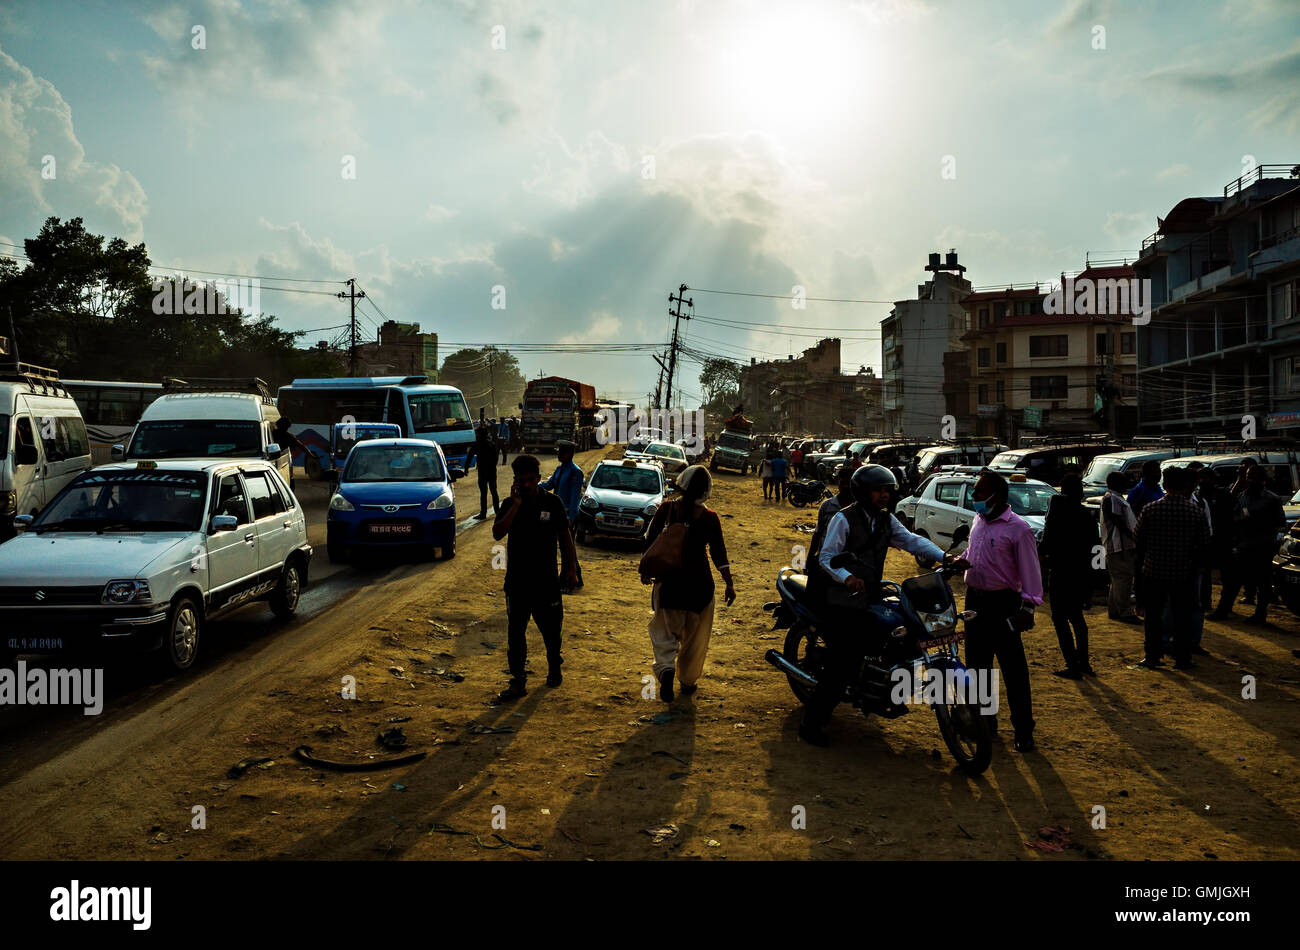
62, 379, 163, 464
277, 376, 477, 478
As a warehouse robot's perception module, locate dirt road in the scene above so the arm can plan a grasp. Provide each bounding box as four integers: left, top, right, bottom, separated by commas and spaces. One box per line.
1, 446, 1297, 860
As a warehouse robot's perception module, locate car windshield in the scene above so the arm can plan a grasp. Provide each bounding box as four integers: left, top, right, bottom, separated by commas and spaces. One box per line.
591, 465, 661, 494
718, 433, 751, 450
824, 440, 848, 454
849, 441, 870, 454
1008, 484, 1056, 516
344, 445, 445, 482
33, 470, 207, 532
129, 420, 262, 459
1082, 456, 1126, 486
988, 452, 1021, 469
407, 393, 471, 433
646, 442, 685, 460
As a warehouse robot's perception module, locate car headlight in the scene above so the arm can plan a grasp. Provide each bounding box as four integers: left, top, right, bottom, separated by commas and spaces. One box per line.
329, 493, 355, 511
643, 503, 659, 518
580, 495, 598, 510
428, 493, 454, 510
102, 579, 151, 605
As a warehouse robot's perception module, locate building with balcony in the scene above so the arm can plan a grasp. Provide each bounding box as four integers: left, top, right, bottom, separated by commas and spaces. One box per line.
882, 251, 971, 436
737, 338, 879, 435
1134, 164, 1300, 435
961, 265, 1140, 442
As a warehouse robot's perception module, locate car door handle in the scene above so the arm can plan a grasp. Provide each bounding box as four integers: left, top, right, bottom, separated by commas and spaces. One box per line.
244, 532, 255, 543
282, 520, 291, 528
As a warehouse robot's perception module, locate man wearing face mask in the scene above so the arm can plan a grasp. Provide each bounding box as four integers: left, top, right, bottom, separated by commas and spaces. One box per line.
799, 464, 945, 747
1209, 464, 1285, 625
946, 471, 1043, 752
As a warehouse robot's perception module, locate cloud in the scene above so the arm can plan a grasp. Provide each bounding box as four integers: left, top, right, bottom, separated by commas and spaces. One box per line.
0, 44, 148, 242
1143, 40, 1300, 131
424, 204, 459, 223
558, 311, 621, 345
1155, 163, 1193, 182
1102, 211, 1150, 246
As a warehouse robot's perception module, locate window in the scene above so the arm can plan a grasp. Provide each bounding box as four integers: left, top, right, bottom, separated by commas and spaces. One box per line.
1121, 373, 1138, 396
1097, 333, 1108, 355
1121, 332, 1136, 355
978, 307, 989, 329
1029, 335, 1069, 357
961, 484, 976, 510
407, 392, 471, 433
1030, 376, 1068, 399
57, 416, 88, 459
14, 416, 39, 461
978, 384, 989, 403
996, 379, 1005, 401
214, 474, 250, 525
935, 481, 962, 505
996, 342, 1006, 363
978, 347, 990, 367
1014, 299, 1031, 316
244, 472, 281, 520
995, 303, 1009, 319
1272, 281, 1298, 323
268, 468, 296, 508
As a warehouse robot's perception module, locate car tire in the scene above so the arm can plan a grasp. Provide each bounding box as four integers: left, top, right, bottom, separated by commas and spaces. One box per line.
270, 559, 303, 619
160, 596, 202, 672
441, 537, 456, 560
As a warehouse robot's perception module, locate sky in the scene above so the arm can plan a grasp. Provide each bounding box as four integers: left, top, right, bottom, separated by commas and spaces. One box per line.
1, 0, 1298, 404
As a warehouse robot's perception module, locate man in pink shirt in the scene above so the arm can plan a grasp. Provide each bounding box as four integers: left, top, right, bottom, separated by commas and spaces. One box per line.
948, 471, 1044, 752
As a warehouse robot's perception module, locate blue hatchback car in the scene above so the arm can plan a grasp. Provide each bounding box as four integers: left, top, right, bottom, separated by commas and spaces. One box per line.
326, 438, 465, 563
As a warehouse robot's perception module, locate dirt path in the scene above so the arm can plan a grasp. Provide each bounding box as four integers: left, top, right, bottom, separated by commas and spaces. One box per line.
1, 446, 1297, 860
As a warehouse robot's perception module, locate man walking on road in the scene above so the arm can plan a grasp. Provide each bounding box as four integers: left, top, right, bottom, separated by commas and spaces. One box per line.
472, 421, 500, 520
497, 416, 510, 465
492, 454, 578, 701
541, 440, 585, 592
948, 471, 1043, 753
1134, 466, 1209, 670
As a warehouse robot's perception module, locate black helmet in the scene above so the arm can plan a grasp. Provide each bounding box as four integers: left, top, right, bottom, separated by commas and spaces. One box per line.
850, 463, 897, 506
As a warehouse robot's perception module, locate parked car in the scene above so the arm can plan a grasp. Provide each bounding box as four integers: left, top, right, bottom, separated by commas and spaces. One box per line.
1080, 447, 1202, 506
805, 438, 852, 479
1, 362, 93, 538
628, 440, 688, 480
987, 442, 1123, 487
1272, 517, 1300, 617
710, 429, 759, 475
0, 459, 311, 670
908, 471, 1056, 566
911, 442, 1009, 483
576, 458, 665, 542
326, 438, 464, 563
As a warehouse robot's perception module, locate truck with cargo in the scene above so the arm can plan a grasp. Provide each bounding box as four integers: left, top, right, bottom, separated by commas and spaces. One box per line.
520, 376, 597, 452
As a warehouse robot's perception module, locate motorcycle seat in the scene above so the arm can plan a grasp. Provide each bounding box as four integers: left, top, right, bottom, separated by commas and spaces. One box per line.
777, 568, 813, 605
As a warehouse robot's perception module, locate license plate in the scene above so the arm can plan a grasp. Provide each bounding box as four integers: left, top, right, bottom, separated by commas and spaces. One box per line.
607, 517, 632, 526
369, 523, 413, 536
7, 637, 65, 651
924, 630, 965, 648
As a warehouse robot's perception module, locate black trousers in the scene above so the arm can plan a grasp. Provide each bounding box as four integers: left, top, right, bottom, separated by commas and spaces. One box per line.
505, 588, 563, 681
1050, 581, 1089, 671
1217, 545, 1273, 617
964, 587, 1035, 737
1141, 575, 1196, 663
567, 519, 583, 585
478, 467, 500, 515
804, 602, 885, 727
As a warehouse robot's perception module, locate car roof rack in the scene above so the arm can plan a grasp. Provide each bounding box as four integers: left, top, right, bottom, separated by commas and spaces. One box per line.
0, 360, 69, 397
162, 376, 275, 403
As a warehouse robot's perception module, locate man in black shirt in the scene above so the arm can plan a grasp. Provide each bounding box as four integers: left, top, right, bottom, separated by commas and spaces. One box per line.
471, 421, 500, 520
492, 454, 579, 701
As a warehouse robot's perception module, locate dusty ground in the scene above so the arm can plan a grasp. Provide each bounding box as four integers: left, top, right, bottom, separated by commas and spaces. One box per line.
1, 444, 1297, 861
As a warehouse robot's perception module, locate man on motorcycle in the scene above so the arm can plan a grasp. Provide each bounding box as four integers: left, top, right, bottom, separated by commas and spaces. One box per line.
800, 464, 946, 747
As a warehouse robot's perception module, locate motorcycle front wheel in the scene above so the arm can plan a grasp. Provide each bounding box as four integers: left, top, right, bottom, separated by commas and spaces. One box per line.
934, 693, 993, 776
787, 493, 809, 508
782, 620, 825, 705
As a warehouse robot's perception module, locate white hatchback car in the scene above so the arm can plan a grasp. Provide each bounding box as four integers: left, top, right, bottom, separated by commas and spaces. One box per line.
909, 472, 1055, 565
0, 459, 311, 671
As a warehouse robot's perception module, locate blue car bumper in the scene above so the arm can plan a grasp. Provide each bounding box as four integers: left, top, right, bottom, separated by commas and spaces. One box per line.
328, 508, 456, 548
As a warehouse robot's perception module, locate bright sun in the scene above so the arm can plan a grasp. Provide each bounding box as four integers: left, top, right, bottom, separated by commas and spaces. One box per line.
713, 7, 870, 133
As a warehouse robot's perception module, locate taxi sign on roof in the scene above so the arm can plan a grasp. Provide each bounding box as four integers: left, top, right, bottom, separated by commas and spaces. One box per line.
136, 461, 157, 470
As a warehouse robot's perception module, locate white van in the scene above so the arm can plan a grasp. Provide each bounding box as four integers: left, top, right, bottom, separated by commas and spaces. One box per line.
1, 363, 93, 529
116, 378, 291, 484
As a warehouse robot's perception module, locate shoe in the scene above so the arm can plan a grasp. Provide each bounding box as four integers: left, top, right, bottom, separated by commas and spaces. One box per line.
680, 682, 697, 695
1052, 667, 1083, 680
658, 669, 674, 703
1173, 660, 1196, 670
1013, 733, 1036, 753
1244, 615, 1268, 627
798, 721, 831, 747
1190, 646, 1211, 657
1080, 664, 1098, 677
474, 512, 488, 520
1137, 658, 1166, 670
496, 679, 527, 702
546, 669, 562, 688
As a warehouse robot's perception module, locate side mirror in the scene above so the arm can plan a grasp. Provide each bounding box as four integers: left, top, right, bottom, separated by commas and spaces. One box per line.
266, 442, 282, 456
449, 468, 466, 481
210, 514, 238, 533
13, 514, 34, 532
952, 523, 971, 544
14, 444, 38, 466
111, 444, 125, 461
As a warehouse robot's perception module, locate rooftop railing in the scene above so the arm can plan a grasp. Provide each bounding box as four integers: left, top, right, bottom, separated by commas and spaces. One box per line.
1224, 164, 1300, 197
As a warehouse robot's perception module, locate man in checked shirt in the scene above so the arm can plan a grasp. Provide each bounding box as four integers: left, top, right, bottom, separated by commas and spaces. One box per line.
1134, 465, 1210, 670
947, 470, 1043, 753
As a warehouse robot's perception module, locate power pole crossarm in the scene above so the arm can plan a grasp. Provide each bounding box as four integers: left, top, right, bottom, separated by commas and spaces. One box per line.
337, 278, 366, 377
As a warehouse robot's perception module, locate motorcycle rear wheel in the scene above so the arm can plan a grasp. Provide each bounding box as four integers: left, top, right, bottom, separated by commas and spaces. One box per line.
787, 493, 809, 508
782, 620, 825, 705
934, 696, 993, 776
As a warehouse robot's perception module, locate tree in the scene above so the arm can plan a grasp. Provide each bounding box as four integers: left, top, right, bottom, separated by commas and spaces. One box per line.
437, 346, 526, 419
699, 357, 741, 411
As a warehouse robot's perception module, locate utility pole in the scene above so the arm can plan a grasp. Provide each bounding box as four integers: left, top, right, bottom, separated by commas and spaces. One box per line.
337, 278, 366, 376
652, 352, 669, 411
665, 283, 692, 417
487, 347, 497, 418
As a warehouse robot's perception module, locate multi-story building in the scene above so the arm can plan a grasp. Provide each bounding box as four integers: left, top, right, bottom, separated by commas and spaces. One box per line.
355, 320, 439, 379
1134, 163, 1300, 436
961, 265, 1139, 442
882, 251, 971, 437
737, 338, 879, 435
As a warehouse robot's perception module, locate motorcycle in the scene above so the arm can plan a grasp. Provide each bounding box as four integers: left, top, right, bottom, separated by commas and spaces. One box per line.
761, 524, 992, 775
784, 478, 831, 509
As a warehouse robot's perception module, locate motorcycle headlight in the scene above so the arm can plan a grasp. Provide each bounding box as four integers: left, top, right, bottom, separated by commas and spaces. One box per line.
918, 606, 957, 634
329, 493, 355, 511
428, 493, 454, 510
103, 579, 151, 605
580, 495, 598, 510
